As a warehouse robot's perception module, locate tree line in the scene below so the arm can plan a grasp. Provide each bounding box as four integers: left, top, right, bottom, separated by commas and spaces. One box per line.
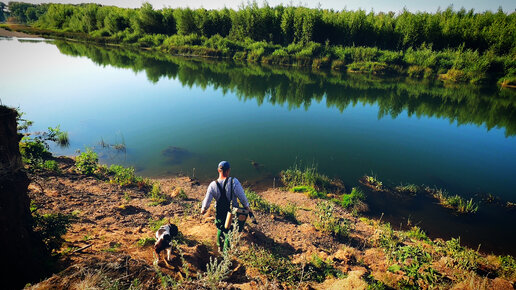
4, 2, 516, 84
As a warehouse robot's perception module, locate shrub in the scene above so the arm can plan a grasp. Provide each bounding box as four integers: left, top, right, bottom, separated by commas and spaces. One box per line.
31, 203, 75, 253
19, 138, 50, 165
108, 164, 141, 186
42, 160, 60, 172
75, 148, 98, 175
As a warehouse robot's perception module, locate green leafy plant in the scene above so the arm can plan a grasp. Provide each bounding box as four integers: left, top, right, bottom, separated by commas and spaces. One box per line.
335, 187, 365, 209
108, 164, 142, 186
75, 148, 98, 175
42, 160, 60, 172
31, 203, 76, 253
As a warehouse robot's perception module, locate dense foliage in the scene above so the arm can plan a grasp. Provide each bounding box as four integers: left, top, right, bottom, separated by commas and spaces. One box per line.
5, 2, 516, 84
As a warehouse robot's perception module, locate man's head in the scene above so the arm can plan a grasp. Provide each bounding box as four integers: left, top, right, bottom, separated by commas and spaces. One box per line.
218, 161, 230, 177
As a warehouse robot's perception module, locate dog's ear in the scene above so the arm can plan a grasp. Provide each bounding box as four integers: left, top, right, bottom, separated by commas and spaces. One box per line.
170, 224, 179, 237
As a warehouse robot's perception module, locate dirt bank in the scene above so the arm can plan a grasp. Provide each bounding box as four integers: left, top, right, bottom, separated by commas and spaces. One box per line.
0, 27, 39, 38
24, 157, 515, 289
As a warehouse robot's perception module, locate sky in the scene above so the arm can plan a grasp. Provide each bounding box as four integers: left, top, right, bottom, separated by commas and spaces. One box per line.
11, 0, 516, 13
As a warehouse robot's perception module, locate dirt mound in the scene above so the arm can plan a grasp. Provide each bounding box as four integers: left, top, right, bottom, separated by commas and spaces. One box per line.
29, 254, 158, 289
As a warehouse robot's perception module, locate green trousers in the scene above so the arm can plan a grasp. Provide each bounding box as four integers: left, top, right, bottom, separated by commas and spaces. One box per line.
215, 220, 245, 252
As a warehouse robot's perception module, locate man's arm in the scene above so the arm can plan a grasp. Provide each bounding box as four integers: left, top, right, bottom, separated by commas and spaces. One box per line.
201, 182, 216, 215
233, 178, 250, 210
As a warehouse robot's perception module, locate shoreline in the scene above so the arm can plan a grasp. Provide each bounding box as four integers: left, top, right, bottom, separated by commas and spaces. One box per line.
0, 27, 39, 38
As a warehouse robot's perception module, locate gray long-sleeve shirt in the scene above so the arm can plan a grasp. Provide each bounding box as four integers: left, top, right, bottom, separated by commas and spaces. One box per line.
201, 177, 249, 211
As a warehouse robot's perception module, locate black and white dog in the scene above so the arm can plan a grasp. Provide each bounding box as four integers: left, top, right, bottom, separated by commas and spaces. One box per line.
154, 223, 179, 266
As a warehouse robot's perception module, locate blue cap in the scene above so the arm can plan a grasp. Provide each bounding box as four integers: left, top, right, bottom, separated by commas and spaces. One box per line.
218, 161, 230, 171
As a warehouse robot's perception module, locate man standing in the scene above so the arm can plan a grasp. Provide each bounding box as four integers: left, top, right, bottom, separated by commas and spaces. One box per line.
201, 161, 251, 252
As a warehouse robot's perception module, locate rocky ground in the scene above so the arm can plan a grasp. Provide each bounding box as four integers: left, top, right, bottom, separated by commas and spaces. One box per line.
24, 157, 515, 289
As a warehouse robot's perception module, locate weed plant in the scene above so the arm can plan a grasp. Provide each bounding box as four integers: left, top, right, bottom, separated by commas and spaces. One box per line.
42, 160, 60, 173
102, 242, 121, 253
334, 187, 365, 209
388, 244, 442, 288
198, 220, 242, 287
292, 185, 327, 199
364, 175, 384, 191
395, 184, 419, 195
240, 245, 300, 283
281, 163, 332, 194
425, 187, 479, 214
246, 190, 298, 222
148, 183, 167, 205
18, 122, 69, 170
435, 238, 481, 271
148, 217, 168, 232
405, 226, 429, 241
313, 201, 349, 239
137, 237, 156, 247
498, 255, 516, 279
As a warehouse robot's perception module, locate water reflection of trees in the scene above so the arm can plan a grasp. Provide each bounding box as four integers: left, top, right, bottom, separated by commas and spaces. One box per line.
55, 41, 516, 137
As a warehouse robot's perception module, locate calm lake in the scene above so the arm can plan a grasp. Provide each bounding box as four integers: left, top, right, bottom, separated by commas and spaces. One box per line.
1, 37, 515, 255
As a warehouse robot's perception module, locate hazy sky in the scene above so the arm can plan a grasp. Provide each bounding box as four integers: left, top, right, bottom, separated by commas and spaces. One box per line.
12, 0, 516, 13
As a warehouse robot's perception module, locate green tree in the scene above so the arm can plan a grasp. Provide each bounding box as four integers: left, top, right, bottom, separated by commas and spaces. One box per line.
136, 3, 163, 34
174, 8, 198, 35
0, 2, 7, 22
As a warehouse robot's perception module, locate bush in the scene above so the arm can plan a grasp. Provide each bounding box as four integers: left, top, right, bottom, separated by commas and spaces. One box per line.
75, 148, 98, 175
31, 203, 75, 253
19, 138, 50, 166
43, 160, 60, 172
108, 164, 142, 186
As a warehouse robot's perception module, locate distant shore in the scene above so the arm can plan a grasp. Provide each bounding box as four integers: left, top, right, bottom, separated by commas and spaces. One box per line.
0, 27, 39, 38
